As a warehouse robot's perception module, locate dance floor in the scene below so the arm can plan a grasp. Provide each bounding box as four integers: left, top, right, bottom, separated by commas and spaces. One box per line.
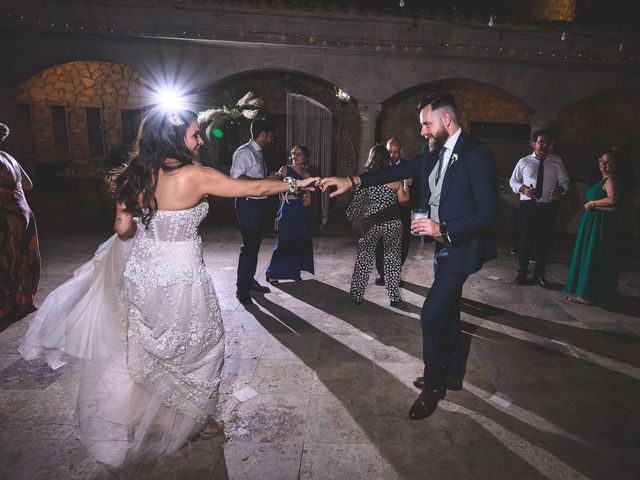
1, 224, 639, 479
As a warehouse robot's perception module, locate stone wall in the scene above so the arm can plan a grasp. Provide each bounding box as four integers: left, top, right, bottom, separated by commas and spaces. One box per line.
15, 61, 148, 166
558, 91, 640, 179
557, 91, 640, 236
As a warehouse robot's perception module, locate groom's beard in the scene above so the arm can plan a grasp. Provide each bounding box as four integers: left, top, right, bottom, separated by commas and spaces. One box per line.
428, 127, 449, 154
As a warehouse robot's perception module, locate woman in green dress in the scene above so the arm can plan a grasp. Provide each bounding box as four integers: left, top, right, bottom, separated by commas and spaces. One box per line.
566, 151, 620, 305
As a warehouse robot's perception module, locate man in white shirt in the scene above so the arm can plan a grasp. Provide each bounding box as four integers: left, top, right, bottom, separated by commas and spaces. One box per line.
509, 130, 570, 288
231, 118, 275, 305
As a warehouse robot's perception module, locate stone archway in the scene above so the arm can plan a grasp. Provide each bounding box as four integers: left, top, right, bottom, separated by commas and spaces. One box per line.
200, 69, 360, 178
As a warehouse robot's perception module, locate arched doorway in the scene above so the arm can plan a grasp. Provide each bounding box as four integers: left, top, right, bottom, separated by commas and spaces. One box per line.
200, 70, 360, 226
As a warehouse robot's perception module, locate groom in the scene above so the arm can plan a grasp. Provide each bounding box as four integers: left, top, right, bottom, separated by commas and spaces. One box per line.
321, 91, 498, 419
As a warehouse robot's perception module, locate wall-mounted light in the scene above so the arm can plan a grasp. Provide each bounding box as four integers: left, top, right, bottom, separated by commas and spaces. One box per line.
336, 88, 350, 106
561, 31, 567, 41
488, 15, 495, 27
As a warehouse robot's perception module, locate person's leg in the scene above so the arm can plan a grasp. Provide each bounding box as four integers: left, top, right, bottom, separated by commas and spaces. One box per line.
374, 237, 385, 280
516, 201, 535, 278
235, 199, 264, 294
420, 269, 468, 389
382, 222, 402, 303
350, 224, 379, 303
400, 210, 411, 266
445, 281, 464, 378
533, 203, 558, 279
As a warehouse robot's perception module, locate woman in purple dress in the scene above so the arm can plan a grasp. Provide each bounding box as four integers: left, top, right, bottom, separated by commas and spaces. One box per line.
266, 145, 315, 284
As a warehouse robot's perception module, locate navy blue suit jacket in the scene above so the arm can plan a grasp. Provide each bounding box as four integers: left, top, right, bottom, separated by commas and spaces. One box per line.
360, 131, 498, 275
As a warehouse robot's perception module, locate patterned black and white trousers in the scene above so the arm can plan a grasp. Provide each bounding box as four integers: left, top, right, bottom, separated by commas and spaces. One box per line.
351, 219, 402, 303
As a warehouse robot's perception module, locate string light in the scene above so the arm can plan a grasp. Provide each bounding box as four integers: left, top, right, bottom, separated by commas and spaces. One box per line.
3, 11, 637, 65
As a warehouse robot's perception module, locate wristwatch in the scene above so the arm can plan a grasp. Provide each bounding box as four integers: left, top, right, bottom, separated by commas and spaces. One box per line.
439, 221, 451, 243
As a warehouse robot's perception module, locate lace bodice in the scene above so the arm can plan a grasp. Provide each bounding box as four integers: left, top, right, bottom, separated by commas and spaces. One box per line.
136, 201, 209, 242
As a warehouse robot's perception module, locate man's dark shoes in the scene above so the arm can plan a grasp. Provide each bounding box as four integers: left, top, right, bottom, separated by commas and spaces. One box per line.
534, 276, 550, 289
413, 375, 463, 391
514, 274, 528, 285
375, 276, 385, 286
235, 291, 252, 305
408, 387, 446, 420
249, 279, 271, 293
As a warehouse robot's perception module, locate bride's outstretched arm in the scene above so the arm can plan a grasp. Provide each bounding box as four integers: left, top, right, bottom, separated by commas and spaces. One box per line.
190, 164, 319, 199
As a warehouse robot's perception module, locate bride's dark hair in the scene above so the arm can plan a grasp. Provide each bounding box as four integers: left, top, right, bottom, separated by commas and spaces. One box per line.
108, 108, 198, 227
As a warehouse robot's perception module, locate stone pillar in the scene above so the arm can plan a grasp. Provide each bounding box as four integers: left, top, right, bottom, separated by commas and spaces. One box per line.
357, 103, 382, 172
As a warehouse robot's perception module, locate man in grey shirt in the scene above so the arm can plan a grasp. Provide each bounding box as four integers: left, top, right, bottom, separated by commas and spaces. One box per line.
231, 118, 275, 305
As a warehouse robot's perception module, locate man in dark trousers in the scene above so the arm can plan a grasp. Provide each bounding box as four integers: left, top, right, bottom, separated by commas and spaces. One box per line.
231, 118, 275, 305
321, 91, 498, 420
509, 130, 569, 288
374, 137, 413, 287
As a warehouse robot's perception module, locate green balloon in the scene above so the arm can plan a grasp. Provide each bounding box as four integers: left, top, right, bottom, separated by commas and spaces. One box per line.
212, 128, 224, 139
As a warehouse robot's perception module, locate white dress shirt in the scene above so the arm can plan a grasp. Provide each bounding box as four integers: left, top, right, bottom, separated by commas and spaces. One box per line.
509, 153, 570, 203
230, 139, 266, 199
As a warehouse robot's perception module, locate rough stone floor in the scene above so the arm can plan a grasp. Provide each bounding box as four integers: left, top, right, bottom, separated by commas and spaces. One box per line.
1, 224, 639, 479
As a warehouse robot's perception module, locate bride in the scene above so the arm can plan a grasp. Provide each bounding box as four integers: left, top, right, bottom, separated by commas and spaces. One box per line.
18, 107, 319, 468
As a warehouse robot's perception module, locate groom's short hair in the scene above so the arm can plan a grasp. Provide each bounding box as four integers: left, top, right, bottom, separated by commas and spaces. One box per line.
418, 90, 459, 123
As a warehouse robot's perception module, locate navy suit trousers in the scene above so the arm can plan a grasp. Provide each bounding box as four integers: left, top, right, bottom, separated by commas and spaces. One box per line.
421, 244, 468, 388
235, 198, 267, 294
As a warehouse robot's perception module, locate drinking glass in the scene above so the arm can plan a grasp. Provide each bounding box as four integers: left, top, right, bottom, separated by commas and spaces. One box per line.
410, 209, 429, 235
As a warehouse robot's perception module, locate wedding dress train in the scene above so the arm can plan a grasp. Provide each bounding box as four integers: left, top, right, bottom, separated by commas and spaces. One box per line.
19, 202, 224, 467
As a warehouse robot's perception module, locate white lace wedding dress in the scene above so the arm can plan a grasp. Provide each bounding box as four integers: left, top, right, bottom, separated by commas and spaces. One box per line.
19, 202, 224, 467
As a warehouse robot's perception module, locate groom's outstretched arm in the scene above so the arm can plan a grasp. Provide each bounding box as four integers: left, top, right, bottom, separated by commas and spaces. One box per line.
321, 157, 421, 197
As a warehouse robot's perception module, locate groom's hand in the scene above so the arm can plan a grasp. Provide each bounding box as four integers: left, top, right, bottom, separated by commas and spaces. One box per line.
320, 177, 351, 197
411, 218, 440, 237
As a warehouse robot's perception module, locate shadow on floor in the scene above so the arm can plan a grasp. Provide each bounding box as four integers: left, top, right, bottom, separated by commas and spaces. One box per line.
247, 289, 632, 479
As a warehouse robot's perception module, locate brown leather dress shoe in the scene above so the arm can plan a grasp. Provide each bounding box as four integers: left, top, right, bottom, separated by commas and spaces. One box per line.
413, 375, 463, 391
408, 387, 446, 420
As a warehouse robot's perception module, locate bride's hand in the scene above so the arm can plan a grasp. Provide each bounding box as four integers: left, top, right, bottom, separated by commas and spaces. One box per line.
298, 177, 321, 191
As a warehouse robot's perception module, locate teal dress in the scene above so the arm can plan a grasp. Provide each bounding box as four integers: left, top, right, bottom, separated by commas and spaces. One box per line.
565, 177, 618, 304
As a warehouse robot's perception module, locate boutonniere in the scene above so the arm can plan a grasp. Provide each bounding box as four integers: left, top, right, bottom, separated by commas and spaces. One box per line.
450, 153, 459, 164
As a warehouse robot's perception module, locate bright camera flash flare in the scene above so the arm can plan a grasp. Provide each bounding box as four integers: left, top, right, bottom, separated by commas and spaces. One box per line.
157, 89, 185, 111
